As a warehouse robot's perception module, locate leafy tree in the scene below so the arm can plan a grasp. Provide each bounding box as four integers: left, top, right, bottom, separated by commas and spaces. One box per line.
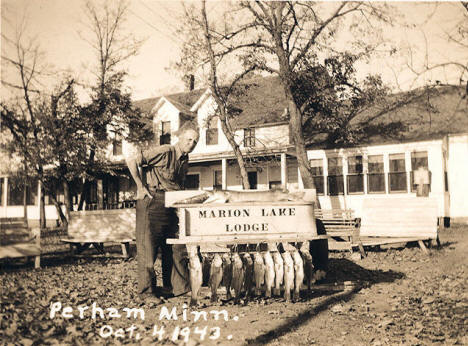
1, 78, 85, 227
176, 1, 398, 192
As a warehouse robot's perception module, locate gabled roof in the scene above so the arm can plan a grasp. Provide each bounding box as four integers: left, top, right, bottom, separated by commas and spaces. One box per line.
133, 88, 205, 116
133, 78, 467, 147
133, 75, 288, 129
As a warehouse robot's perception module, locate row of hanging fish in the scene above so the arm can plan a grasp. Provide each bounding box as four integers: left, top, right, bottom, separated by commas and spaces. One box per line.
188, 249, 325, 306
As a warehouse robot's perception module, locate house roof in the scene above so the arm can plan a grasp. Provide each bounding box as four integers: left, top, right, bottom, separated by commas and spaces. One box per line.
350, 84, 468, 146
133, 78, 467, 147
133, 75, 288, 129
133, 88, 206, 116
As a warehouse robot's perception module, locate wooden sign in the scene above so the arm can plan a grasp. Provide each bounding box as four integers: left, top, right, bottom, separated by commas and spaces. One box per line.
180, 202, 317, 238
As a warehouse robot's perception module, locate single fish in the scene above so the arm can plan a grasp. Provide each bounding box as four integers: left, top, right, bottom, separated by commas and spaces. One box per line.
201, 254, 211, 287
281, 251, 294, 302
209, 254, 223, 303
300, 249, 314, 293
272, 251, 284, 296
231, 253, 244, 304
292, 250, 305, 302
242, 253, 254, 303
253, 252, 265, 296
175, 192, 210, 205
263, 251, 275, 298
203, 189, 305, 204
222, 253, 233, 300
188, 251, 203, 307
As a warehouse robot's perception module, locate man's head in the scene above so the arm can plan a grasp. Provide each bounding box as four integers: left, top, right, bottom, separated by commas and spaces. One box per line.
177, 123, 199, 154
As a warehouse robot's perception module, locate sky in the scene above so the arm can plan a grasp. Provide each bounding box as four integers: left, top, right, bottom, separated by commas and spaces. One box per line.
1, 0, 467, 103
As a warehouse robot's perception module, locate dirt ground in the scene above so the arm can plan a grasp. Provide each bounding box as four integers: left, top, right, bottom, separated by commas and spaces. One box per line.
1, 226, 467, 346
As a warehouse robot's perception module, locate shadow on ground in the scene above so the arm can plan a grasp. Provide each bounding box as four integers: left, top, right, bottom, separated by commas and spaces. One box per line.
245, 258, 404, 345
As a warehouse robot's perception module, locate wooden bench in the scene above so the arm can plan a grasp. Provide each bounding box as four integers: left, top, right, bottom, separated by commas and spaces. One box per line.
62, 208, 136, 258
315, 209, 365, 256
359, 197, 439, 254
0, 217, 41, 268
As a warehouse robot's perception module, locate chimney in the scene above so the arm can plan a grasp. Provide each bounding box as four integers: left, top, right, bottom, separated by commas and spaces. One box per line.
185, 74, 195, 91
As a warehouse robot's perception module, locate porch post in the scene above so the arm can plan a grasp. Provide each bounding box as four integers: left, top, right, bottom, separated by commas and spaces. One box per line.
221, 158, 227, 190
2, 177, 7, 217
363, 154, 368, 194
281, 153, 287, 189
383, 153, 389, 194
405, 151, 412, 193
97, 179, 103, 209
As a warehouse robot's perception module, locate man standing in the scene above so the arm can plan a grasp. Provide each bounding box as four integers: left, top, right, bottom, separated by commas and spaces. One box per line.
126, 123, 199, 303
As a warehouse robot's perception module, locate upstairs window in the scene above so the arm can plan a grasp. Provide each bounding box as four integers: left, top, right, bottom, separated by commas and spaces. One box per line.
368, 155, 385, 193
244, 128, 255, 147
160, 121, 171, 145
206, 116, 218, 145
347, 155, 364, 194
112, 134, 123, 156
309, 159, 324, 195
389, 153, 407, 192
327, 157, 344, 195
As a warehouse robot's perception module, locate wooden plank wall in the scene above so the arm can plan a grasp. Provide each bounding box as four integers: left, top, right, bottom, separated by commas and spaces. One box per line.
360, 197, 438, 239
68, 209, 135, 241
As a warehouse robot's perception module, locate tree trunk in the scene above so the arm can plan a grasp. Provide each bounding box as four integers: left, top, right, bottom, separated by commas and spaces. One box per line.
63, 180, 71, 221
40, 188, 46, 229
78, 149, 95, 210
51, 197, 68, 228
218, 116, 250, 190
23, 180, 28, 226
77, 180, 89, 211
41, 180, 68, 227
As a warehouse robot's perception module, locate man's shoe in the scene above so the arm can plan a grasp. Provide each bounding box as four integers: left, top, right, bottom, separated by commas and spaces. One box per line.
139, 292, 163, 305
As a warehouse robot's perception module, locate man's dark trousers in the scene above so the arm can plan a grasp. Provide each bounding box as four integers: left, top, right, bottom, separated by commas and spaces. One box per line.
136, 191, 190, 296
136, 192, 175, 294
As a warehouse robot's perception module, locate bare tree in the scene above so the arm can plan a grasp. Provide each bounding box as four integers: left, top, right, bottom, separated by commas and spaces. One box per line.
77, 0, 144, 209
405, 2, 467, 97
176, 1, 395, 191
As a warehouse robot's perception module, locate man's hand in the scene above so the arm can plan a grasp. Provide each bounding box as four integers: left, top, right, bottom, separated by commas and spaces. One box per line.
136, 185, 152, 200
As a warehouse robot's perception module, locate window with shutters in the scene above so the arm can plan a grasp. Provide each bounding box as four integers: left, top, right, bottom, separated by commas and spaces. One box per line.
244, 128, 255, 147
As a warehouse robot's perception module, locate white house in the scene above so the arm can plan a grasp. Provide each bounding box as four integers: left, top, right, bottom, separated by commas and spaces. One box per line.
1, 77, 467, 225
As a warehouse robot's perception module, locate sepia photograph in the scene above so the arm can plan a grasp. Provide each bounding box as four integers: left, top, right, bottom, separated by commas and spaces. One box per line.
1, 0, 467, 345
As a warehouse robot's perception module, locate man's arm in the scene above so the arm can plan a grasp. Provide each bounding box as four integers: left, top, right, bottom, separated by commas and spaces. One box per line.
126, 157, 151, 200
